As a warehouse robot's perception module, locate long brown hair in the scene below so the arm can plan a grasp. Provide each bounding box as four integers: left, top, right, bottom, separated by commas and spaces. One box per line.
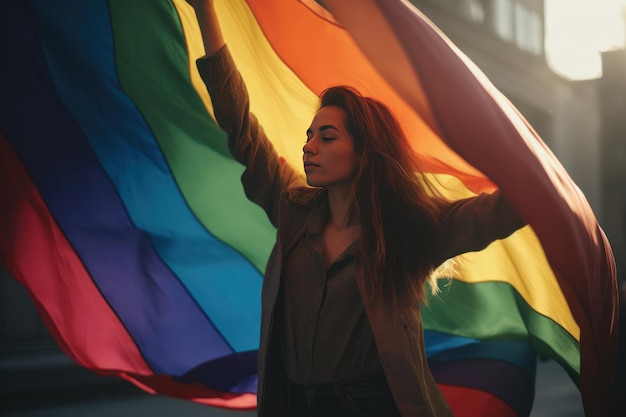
319, 86, 445, 306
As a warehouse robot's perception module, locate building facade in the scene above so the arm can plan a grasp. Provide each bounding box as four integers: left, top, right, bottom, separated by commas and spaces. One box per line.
412, 0, 604, 213
600, 49, 626, 279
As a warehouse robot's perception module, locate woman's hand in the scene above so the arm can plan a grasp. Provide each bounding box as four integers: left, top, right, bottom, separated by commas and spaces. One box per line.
185, 0, 224, 56
185, 0, 214, 11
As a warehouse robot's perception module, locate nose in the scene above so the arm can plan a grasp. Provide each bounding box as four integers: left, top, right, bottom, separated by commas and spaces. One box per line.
303, 138, 317, 155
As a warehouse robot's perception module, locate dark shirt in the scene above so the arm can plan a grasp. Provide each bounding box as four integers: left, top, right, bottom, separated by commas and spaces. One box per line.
281, 193, 382, 383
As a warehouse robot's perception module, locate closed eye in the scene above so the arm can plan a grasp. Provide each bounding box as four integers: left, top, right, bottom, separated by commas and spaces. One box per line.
306, 125, 340, 142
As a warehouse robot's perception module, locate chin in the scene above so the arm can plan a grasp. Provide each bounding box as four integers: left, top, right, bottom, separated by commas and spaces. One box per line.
305, 177, 324, 188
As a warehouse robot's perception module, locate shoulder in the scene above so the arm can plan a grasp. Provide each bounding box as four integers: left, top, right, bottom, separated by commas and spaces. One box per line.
277, 186, 325, 229
275, 187, 326, 245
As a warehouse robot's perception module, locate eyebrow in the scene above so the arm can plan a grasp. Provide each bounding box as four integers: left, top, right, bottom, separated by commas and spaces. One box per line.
306, 125, 340, 135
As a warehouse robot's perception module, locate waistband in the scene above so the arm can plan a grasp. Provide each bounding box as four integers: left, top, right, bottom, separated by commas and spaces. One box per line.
288, 373, 390, 400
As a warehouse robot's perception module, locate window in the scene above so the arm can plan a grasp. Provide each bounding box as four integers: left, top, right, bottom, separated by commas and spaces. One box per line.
493, 0, 543, 55
514, 3, 543, 54
494, 0, 514, 41
453, 0, 486, 22
528, 9, 544, 54
468, 0, 486, 22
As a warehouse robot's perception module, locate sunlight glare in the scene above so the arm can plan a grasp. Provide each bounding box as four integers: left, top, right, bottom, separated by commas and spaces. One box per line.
545, 0, 626, 80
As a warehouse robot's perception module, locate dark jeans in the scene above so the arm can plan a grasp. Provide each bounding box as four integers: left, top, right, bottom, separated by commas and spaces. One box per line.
287, 373, 401, 417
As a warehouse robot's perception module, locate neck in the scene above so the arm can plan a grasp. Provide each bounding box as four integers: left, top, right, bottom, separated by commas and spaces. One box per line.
326, 184, 355, 230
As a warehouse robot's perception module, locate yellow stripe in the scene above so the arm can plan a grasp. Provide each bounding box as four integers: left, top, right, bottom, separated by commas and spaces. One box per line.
172, 0, 216, 119
173, 0, 316, 173
456, 228, 579, 340
431, 173, 579, 340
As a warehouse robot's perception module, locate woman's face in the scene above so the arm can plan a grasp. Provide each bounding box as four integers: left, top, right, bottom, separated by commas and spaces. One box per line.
303, 105, 359, 190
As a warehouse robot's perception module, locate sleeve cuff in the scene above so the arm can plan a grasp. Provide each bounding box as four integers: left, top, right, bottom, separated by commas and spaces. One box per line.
196, 44, 235, 88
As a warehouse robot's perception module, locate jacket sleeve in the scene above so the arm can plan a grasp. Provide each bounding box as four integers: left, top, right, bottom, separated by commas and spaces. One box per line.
196, 45, 305, 227
434, 189, 526, 266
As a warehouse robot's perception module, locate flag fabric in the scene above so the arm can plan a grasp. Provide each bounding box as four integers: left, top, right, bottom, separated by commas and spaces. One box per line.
0, 1, 617, 416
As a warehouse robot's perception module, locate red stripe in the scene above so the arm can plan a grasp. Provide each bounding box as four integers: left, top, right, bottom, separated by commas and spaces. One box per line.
438, 384, 519, 417
0, 134, 151, 374
122, 373, 256, 409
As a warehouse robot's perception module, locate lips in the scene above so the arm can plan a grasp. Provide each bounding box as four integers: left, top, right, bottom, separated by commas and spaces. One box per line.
303, 162, 319, 174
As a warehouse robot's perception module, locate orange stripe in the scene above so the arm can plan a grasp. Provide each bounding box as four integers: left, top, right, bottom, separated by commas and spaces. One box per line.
244, 0, 489, 188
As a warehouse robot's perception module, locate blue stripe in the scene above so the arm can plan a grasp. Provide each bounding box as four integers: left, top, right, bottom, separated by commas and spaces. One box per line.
424, 329, 479, 357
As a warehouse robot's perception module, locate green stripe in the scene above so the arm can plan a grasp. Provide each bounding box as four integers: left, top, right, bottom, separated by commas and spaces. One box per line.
424, 279, 580, 386
108, 0, 274, 273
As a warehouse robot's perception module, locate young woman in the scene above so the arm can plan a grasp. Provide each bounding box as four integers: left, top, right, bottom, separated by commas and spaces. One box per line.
187, 1, 524, 416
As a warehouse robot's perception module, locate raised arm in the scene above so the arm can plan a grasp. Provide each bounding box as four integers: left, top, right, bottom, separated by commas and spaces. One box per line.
187, 0, 224, 57
434, 190, 526, 266
188, 0, 305, 226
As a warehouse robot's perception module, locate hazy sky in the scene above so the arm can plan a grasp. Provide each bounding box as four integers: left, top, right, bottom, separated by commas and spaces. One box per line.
545, 0, 626, 79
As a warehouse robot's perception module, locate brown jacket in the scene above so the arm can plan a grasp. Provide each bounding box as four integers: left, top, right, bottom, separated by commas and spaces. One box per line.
198, 46, 524, 417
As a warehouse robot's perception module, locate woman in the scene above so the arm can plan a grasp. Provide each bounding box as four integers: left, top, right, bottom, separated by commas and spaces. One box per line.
187, 1, 524, 416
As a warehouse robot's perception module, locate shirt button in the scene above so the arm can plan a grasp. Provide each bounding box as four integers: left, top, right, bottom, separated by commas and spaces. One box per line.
308, 314, 315, 320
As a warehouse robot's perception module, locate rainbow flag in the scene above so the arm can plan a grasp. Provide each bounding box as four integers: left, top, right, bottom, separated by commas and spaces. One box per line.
0, 1, 618, 416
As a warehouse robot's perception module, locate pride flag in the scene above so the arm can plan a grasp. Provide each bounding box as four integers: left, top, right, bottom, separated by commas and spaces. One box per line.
0, 1, 617, 416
